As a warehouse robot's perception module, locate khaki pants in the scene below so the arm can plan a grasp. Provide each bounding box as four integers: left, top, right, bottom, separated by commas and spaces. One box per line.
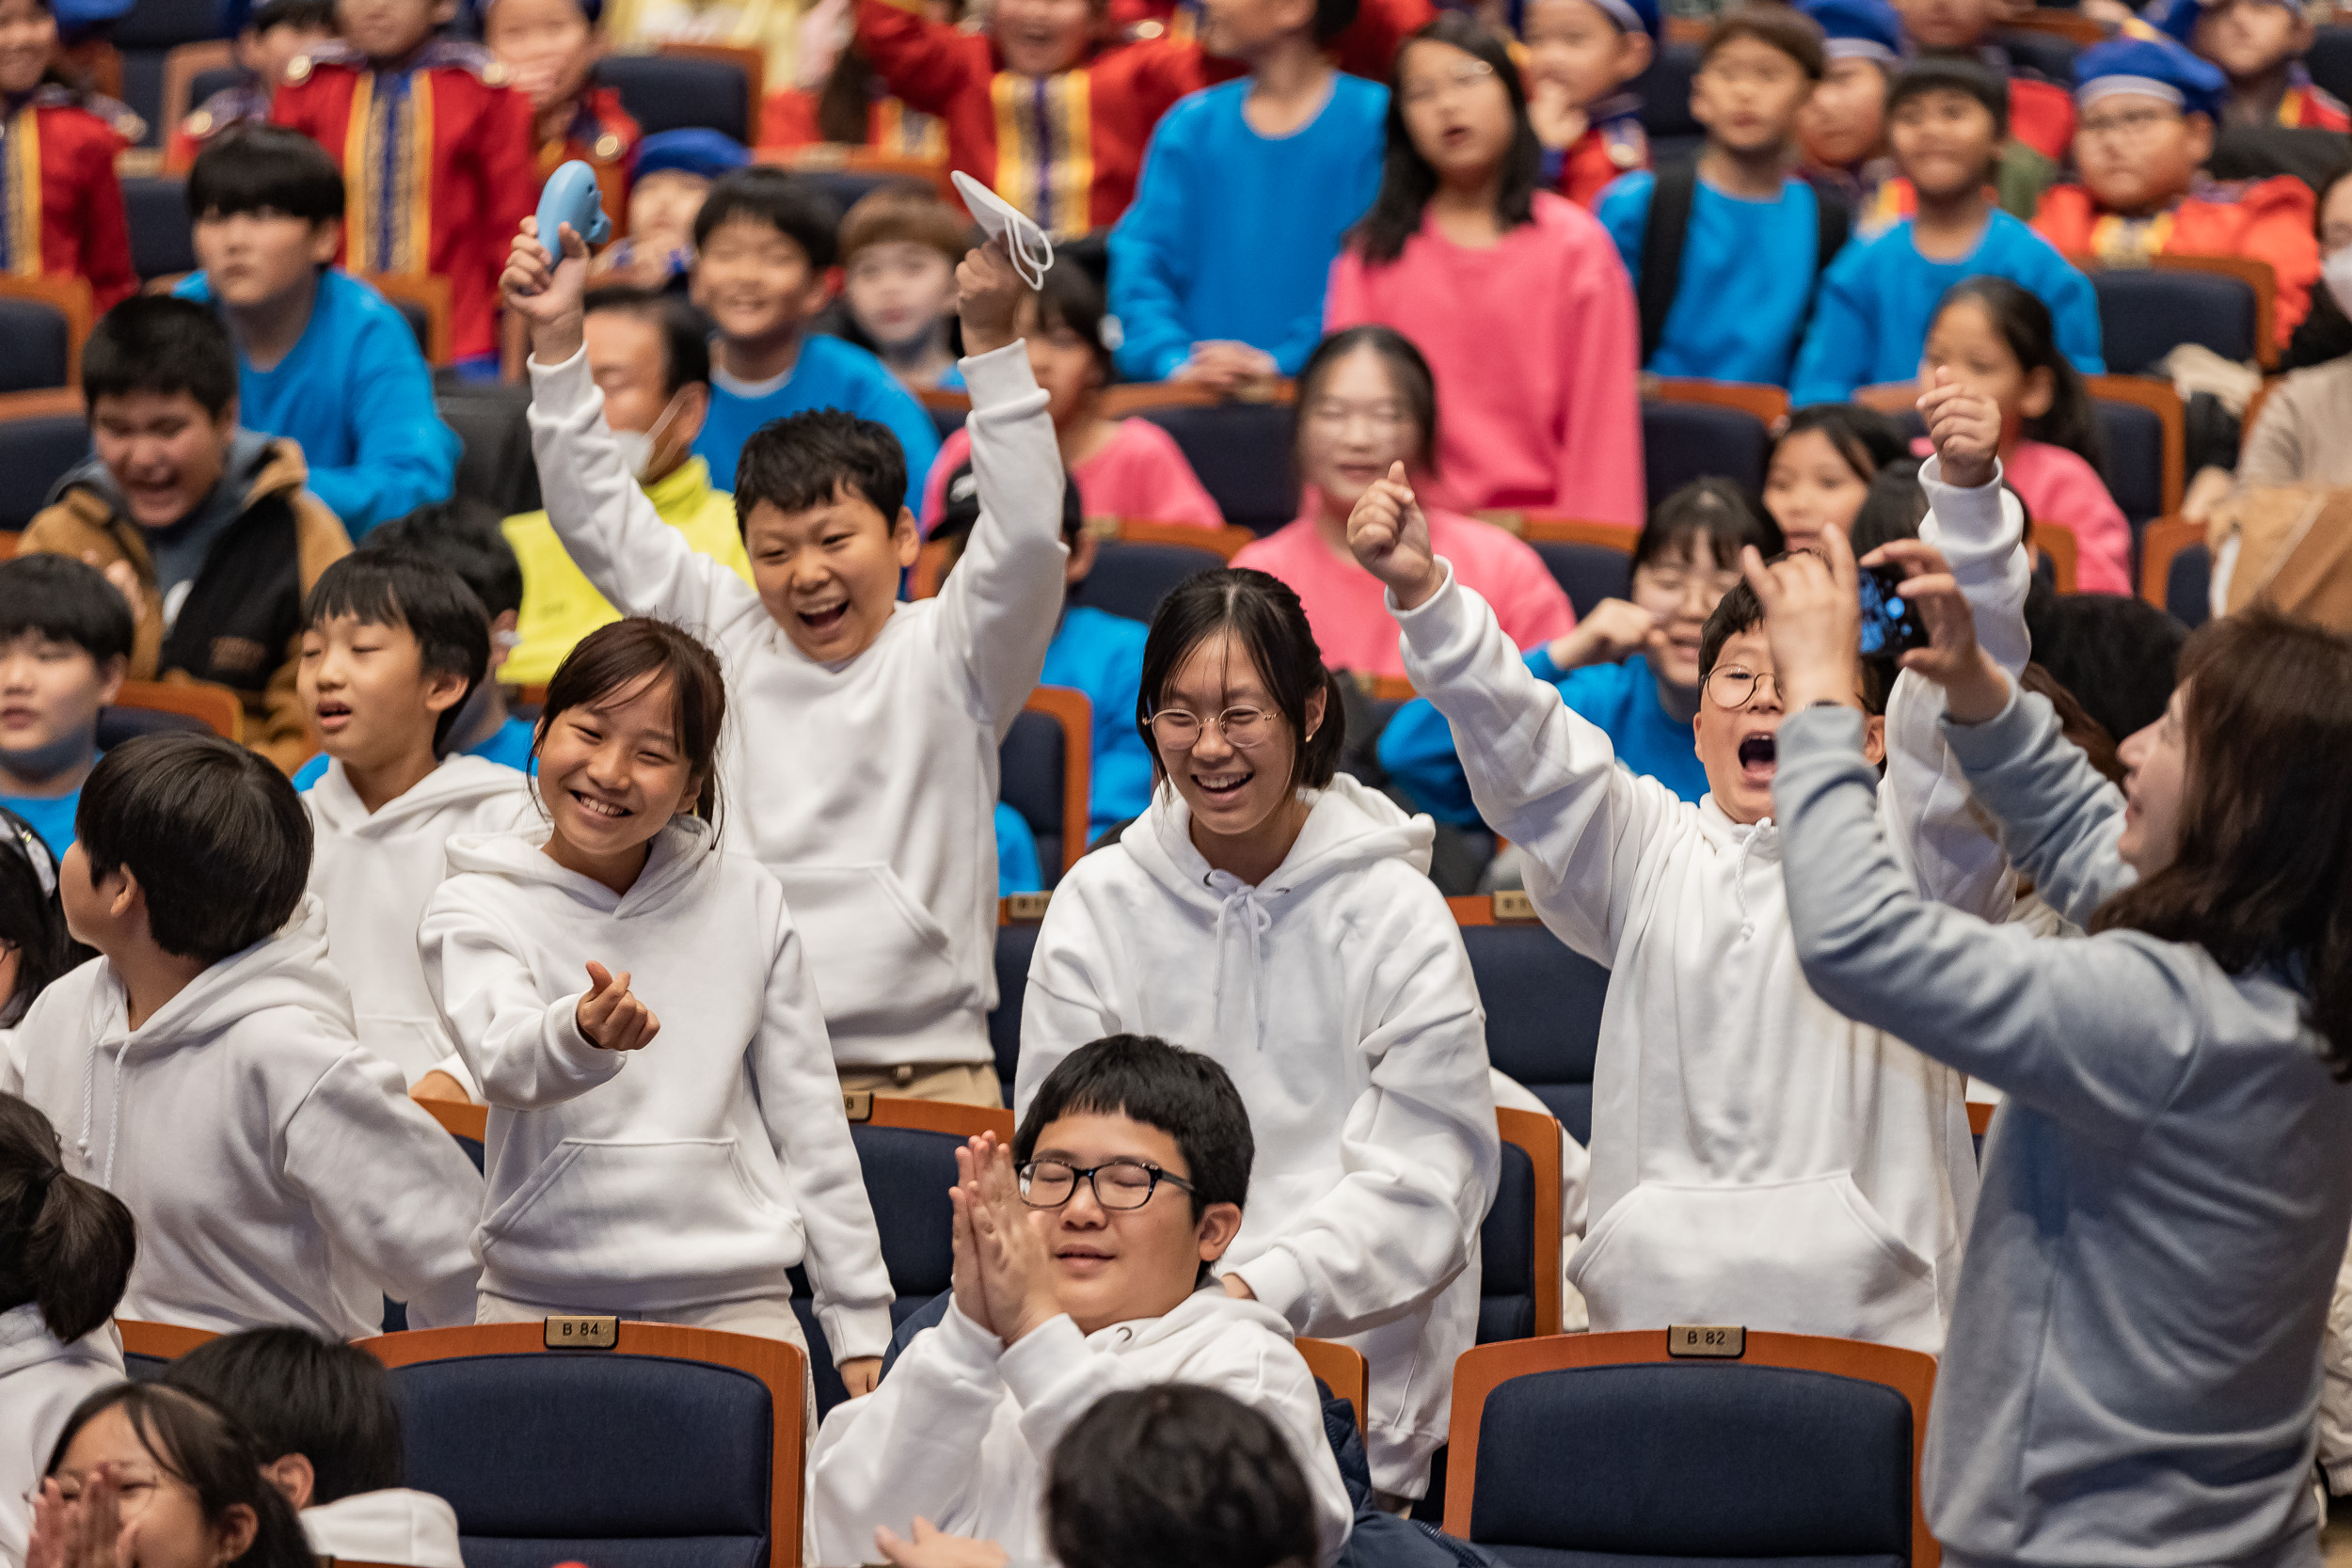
836, 1061, 1003, 1106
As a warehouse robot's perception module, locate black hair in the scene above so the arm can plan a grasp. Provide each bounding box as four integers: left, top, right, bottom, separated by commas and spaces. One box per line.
0, 554, 136, 667
1032, 259, 1113, 384
76, 735, 311, 965
1701, 1, 1825, 78
0, 1094, 135, 1343
734, 408, 910, 529
164, 1328, 403, 1506
1045, 1386, 1317, 1568
1137, 569, 1346, 792
1846, 457, 1928, 557
0, 809, 82, 1026
535, 618, 728, 828
1014, 1036, 1254, 1226
583, 283, 713, 397
935, 460, 1083, 546
1886, 54, 2010, 141
1312, 0, 1359, 40
186, 123, 345, 227
82, 297, 239, 420
691, 166, 843, 269
45, 1385, 315, 1568
1353, 15, 1540, 264
1701, 574, 1892, 715
363, 497, 525, 623
1637, 477, 1782, 571
1294, 325, 1438, 473
1770, 404, 1908, 490
304, 551, 493, 752
247, 0, 337, 31
2023, 578, 2186, 746
1932, 275, 2106, 476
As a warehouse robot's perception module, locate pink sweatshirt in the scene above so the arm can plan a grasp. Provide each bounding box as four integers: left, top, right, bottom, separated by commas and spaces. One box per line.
1232, 499, 1576, 677
1909, 436, 2132, 596
922, 417, 1225, 532
1323, 192, 1645, 526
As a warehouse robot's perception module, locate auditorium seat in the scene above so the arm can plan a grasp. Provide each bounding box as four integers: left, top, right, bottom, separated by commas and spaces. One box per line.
1131, 400, 1298, 536
122, 175, 197, 281
1075, 536, 1230, 623
991, 900, 1044, 1092
1000, 688, 1090, 886
0, 393, 91, 532
598, 55, 753, 143
2090, 268, 2259, 375
1643, 398, 1770, 502
0, 298, 71, 394
1479, 1107, 1564, 1344
1454, 895, 1607, 1144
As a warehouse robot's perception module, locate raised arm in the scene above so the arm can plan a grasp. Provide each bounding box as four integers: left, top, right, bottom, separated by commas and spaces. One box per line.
853, 0, 989, 116
1106, 112, 1203, 383
506, 219, 765, 637
418, 888, 628, 1110
930, 241, 1069, 733
1359, 464, 1677, 960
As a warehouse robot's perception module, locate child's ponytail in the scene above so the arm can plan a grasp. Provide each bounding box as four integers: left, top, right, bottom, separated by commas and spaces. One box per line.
0, 1093, 135, 1344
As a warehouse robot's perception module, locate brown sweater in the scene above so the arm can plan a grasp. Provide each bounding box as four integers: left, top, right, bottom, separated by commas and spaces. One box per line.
22, 440, 351, 773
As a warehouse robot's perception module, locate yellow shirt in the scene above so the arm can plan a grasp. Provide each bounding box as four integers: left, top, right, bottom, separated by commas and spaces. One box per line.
501, 455, 752, 688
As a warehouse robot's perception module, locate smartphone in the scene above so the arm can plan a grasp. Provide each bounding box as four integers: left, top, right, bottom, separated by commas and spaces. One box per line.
1857, 563, 1930, 657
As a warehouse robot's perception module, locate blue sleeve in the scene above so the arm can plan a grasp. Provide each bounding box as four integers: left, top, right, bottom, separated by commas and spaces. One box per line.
995, 800, 1043, 895
1596, 171, 1655, 286
1377, 646, 1564, 830
303, 304, 461, 536
2045, 255, 2106, 374
1264, 88, 1388, 378
866, 372, 942, 495
1108, 103, 1204, 382
1788, 242, 1878, 406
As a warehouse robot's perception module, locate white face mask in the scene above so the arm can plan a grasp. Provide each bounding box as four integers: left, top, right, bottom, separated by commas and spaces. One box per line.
951, 170, 1054, 290
613, 388, 686, 483
2324, 245, 2352, 322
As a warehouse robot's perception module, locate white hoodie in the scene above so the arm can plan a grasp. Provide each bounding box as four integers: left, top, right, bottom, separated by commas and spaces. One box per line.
809, 1289, 1353, 1566
1389, 459, 2027, 1354
305, 753, 534, 1086
299, 1489, 464, 1568
0, 1305, 121, 1568
1017, 774, 1498, 1496
525, 341, 1066, 1069
2, 899, 484, 1338
419, 818, 894, 1355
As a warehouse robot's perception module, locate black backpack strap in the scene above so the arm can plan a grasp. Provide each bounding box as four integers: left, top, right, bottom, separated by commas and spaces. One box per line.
1636, 159, 1700, 366
1813, 181, 1852, 278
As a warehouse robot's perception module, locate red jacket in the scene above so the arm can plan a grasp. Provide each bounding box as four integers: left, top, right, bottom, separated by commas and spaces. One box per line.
2032, 175, 2321, 346
272, 40, 537, 360
2007, 75, 2074, 163
2277, 70, 2350, 132
3, 87, 139, 310
757, 87, 947, 159
543, 86, 641, 238
1107, 0, 1433, 82
853, 0, 1206, 237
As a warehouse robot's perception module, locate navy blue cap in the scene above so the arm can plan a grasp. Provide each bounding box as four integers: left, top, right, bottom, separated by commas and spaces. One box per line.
632, 127, 752, 182
2141, 0, 2301, 48
2074, 34, 2228, 118
1575, 0, 1661, 43
1801, 0, 1901, 62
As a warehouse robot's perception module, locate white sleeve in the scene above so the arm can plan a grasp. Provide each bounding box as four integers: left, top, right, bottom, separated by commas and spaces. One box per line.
927, 341, 1070, 736
1393, 562, 1679, 962
2320, 1224, 2352, 1490
1012, 877, 1128, 1119
525, 346, 766, 637
996, 1315, 1354, 1568
418, 889, 625, 1110
280, 1051, 484, 1329
809, 1303, 1011, 1560
747, 890, 895, 1361
1228, 897, 1500, 1337
1877, 456, 2032, 923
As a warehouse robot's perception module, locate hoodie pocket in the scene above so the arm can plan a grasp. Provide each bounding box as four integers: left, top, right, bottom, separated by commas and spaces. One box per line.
1567, 1172, 1943, 1352
480, 1138, 804, 1293
773, 863, 975, 1038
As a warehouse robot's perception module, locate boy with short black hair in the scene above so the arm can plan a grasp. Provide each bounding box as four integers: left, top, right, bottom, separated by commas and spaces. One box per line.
0, 556, 132, 856
22, 295, 352, 775
164, 1326, 462, 1568
1597, 3, 1845, 387
1524, 0, 1658, 209
809, 1034, 1352, 1565
0, 733, 483, 1337
271, 0, 539, 366
1107, 0, 1384, 387
1791, 55, 2102, 404
176, 124, 460, 538
165, 0, 340, 168
294, 550, 532, 1092
2150, 0, 2348, 129
358, 499, 533, 772
506, 216, 1065, 1106
2033, 36, 2321, 350
688, 167, 942, 492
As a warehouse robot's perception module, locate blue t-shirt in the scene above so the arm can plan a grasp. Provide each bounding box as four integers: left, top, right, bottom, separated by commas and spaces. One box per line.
176, 269, 460, 536
1598, 171, 1830, 386
1788, 210, 2106, 405
1379, 652, 1707, 826
1, 784, 86, 857
1039, 604, 1152, 839
1108, 74, 1389, 382
693, 334, 941, 498
995, 800, 1042, 895
293, 717, 538, 794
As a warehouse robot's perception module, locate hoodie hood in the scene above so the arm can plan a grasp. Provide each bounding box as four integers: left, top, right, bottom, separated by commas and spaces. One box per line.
49, 429, 283, 518
443, 815, 720, 919
1090, 1280, 1299, 1354
309, 752, 533, 837
0, 1302, 121, 1381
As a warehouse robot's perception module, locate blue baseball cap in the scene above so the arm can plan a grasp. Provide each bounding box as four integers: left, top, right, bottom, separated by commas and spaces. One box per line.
1800, 0, 1901, 63
632, 128, 752, 182
2141, 0, 2301, 48
1576, 0, 1662, 43
2074, 35, 2229, 119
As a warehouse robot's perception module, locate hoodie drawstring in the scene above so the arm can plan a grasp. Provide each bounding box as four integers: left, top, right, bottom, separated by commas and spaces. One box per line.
1730, 831, 1756, 941
1206, 873, 1277, 1053
72, 1009, 129, 1189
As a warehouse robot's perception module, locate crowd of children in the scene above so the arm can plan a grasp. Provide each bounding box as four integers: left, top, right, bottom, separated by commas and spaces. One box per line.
5, 0, 2352, 1561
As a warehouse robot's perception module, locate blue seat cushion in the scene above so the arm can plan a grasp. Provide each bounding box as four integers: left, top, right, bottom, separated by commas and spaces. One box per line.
1470, 1363, 1912, 1560
1484, 1551, 1903, 1568
998, 708, 1068, 887
1131, 403, 1296, 536
459, 1537, 767, 1568
990, 920, 1040, 1090
1530, 541, 1630, 623
850, 1123, 960, 1298
1482, 1140, 1534, 1296
1643, 401, 1768, 499
1075, 539, 1227, 624
1477, 1295, 1535, 1345
1461, 923, 1607, 1147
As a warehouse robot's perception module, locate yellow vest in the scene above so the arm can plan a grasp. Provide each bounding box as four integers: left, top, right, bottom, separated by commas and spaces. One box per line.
501, 456, 753, 688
